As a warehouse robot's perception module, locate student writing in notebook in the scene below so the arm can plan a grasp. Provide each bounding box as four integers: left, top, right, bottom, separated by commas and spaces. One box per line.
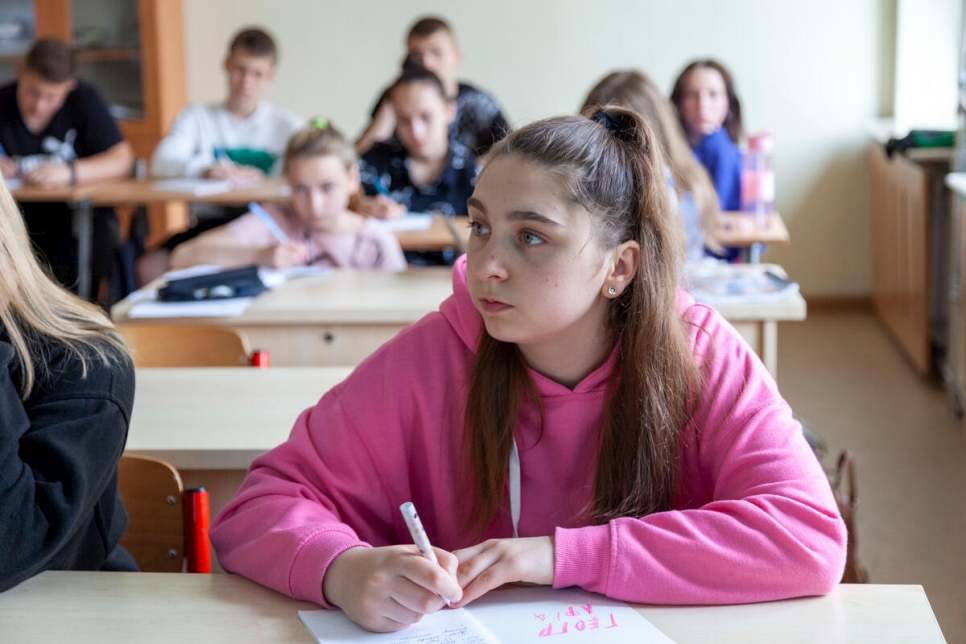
210, 108, 846, 633
582, 69, 722, 263
138, 27, 304, 283
170, 121, 406, 272
355, 16, 507, 158
0, 181, 136, 591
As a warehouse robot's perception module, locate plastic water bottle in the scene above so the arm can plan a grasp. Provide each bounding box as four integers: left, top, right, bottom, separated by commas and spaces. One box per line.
741, 132, 775, 229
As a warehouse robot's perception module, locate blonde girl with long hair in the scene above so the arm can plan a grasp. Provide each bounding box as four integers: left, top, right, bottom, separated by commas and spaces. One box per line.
211, 108, 846, 633
582, 69, 722, 261
0, 180, 136, 591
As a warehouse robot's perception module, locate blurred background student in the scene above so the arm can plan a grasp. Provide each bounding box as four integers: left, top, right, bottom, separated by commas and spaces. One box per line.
171, 121, 406, 272
355, 16, 506, 158
582, 69, 722, 263
139, 26, 304, 284
0, 179, 135, 592
0, 38, 135, 300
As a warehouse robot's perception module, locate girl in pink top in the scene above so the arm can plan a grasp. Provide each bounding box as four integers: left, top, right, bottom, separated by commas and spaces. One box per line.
170, 120, 407, 272
210, 108, 846, 633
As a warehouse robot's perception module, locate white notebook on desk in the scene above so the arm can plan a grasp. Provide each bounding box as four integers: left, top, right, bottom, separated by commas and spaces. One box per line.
298, 586, 675, 643
373, 213, 434, 232
152, 178, 234, 195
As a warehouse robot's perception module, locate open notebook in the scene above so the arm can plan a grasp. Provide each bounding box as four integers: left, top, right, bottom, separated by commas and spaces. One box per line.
299, 586, 675, 643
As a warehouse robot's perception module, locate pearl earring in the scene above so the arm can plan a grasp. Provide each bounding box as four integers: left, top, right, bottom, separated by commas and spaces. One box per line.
608, 286, 617, 296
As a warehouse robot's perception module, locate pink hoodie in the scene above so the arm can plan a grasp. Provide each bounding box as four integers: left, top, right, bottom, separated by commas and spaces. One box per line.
210, 256, 846, 607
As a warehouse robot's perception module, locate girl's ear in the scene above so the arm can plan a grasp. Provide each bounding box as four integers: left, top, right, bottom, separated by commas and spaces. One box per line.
604, 240, 640, 298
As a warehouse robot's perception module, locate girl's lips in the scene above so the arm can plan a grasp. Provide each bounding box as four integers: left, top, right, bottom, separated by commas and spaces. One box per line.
479, 298, 511, 314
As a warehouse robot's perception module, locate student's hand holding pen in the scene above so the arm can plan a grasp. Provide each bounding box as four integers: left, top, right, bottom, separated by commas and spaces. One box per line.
451, 536, 555, 608
260, 240, 310, 269
361, 195, 407, 220
323, 545, 463, 633
205, 152, 264, 185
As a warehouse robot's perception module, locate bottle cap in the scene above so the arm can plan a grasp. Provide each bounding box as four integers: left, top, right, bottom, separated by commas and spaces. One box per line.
748, 132, 774, 153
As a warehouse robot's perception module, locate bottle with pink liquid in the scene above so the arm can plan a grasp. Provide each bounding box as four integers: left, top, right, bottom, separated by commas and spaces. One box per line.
741, 132, 775, 229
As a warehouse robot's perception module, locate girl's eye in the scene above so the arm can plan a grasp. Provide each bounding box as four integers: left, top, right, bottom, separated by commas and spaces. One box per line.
294, 186, 309, 195
468, 220, 490, 236
520, 231, 545, 246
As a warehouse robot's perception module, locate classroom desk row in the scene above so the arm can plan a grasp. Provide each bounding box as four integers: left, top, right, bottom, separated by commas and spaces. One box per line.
112, 267, 805, 375
9, 175, 791, 299
0, 572, 946, 643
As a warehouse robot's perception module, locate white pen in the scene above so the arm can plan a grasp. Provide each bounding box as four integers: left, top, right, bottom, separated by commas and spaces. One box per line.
399, 501, 452, 606
248, 201, 289, 243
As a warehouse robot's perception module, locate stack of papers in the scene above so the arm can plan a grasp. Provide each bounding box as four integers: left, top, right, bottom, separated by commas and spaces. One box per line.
374, 213, 434, 232
688, 263, 799, 305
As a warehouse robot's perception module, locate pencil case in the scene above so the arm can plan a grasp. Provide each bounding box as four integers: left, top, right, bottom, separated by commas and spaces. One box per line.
158, 266, 268, 301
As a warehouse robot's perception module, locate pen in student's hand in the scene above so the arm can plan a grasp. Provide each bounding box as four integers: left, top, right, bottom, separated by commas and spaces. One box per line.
214, 148, 234, 168
248, 201, 289, 243
400, 501, 453, 606
372, 175, 391, 197
0, 141, 6, 156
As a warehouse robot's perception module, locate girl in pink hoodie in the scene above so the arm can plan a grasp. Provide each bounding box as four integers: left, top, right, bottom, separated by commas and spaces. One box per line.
210, 107, 846, 633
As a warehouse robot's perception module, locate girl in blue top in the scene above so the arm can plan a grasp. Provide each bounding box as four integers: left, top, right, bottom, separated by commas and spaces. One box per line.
671, 59, 744, 213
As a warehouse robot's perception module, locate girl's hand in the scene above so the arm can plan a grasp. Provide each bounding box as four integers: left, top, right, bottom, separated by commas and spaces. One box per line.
452, 536, 555, 607
362, 195, 406, 220
323, 545, 463, 633
263, 240, 309, 268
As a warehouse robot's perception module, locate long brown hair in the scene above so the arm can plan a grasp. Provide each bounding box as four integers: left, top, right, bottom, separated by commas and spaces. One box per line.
463, 108, 700, 533
582, 69, 722, 254
670, 59, 744, 144
0, 180, 128, 398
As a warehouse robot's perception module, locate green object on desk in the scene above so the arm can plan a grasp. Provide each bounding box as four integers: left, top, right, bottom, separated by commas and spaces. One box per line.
885, 130, 955, 157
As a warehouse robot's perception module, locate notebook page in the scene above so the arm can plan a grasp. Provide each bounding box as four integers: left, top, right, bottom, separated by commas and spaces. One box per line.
298, 607, 498, 643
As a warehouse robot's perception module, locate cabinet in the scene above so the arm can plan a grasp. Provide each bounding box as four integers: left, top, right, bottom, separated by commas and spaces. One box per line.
0, 0, 188, 244
869, 143, 954, 378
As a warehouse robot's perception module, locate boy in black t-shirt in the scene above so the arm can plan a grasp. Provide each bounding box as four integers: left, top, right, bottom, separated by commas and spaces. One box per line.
0, 39, 134, 295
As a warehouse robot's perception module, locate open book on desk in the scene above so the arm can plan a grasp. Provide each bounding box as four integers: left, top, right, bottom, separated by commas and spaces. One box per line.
299, 586, 675, 643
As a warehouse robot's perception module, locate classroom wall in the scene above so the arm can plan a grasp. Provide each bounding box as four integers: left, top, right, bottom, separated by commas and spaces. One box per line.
182, 0, 898, 298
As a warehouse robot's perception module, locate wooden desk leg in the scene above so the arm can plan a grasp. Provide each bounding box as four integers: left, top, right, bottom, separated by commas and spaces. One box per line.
71, 199, 93, 300
762, 320, 778, 378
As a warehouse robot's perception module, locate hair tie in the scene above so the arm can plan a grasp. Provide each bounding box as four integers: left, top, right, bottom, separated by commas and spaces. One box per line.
591, 110, 621, 136
311, 117, 329, 130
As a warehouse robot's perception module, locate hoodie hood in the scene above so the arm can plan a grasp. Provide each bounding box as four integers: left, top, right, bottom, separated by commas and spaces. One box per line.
439, 254, 484, 353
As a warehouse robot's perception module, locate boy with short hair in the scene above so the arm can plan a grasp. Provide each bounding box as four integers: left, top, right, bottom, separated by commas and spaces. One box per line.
0, 38, 135, 293
139, 26, 304, 283
356, 16, 507, 158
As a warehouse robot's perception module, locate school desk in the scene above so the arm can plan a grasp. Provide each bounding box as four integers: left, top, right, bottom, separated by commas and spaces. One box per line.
9, 182, 106, 300
718, 211, 791, 263
0, 572, 946, 643
89, 179, 468, 252
111, 268, 455, 366
712, 291, 807, 378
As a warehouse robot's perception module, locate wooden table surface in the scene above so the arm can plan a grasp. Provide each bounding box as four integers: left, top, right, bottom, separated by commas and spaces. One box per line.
0, 573, 946, 644
718, 210, 790, 246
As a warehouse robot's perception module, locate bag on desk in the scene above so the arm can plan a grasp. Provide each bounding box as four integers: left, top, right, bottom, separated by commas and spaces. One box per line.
158, 266, 267, 302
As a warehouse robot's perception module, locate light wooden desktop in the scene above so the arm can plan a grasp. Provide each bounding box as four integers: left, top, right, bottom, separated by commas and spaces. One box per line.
718, 211, 790, 264
112, 268, 456, 366
0, 572, 946, 643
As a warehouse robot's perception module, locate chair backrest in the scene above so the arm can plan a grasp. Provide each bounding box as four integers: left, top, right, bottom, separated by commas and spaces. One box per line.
117, 324, 251, 367
118, 454, 185, 572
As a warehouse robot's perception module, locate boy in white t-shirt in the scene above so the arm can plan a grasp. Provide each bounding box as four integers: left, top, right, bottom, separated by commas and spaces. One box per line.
138, 27, 304, 283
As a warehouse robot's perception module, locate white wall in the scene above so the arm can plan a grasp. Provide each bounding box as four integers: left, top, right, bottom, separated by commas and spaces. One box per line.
182, 0, 898, 297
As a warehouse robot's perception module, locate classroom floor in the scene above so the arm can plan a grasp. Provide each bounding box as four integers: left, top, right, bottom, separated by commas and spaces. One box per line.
777, 310, 966, 643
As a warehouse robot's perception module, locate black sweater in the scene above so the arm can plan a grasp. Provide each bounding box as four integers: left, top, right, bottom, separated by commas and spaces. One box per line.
0, 330, 136, 592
